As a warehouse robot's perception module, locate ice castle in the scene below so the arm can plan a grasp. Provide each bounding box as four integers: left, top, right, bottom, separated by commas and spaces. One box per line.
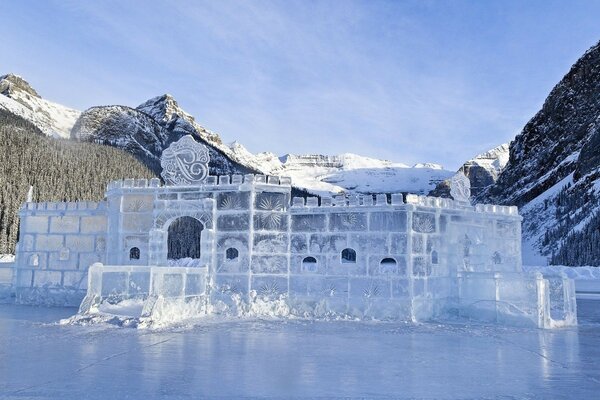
12, 136, 577, 328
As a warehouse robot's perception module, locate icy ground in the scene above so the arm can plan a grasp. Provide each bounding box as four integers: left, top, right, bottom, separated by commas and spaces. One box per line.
1, 301, 600, 399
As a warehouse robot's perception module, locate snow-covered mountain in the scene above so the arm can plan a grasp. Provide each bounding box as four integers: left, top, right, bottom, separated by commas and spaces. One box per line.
477, 40, 600, 266
71, 102, 256, 178
74, 93, 453, 196
227, 147, 452, 196
429, 143, 510, 198
0, 73, 462, 197
0, 74, 80, 138
460, 143, 510, 196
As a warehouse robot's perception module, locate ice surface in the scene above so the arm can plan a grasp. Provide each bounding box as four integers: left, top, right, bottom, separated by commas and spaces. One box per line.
1, 300, 600, 399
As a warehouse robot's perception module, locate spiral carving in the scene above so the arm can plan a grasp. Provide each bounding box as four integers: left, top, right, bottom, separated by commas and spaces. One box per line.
160, 135, 210, 186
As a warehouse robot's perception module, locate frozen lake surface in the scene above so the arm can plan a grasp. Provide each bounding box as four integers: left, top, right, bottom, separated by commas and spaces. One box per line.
1, 300, 600, 399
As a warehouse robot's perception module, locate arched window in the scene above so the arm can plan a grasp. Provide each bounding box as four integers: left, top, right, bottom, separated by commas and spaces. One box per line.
431, 250, 439, 264
341, 248, 356, 263
381, 257, 396, 266
380, 257, 397, 273
302, 256, 318, 272
168, 216, 204, 260
226, 247, 239, 261
129, 247, 140, 260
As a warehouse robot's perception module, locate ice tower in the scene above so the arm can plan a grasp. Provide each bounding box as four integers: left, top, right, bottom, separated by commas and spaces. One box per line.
12, 135, 577, 328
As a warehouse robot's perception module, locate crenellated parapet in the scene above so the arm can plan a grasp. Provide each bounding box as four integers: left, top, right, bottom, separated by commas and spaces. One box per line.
291, 193, 519, 216
20, 201, 107, 214
106, 174, 293, 192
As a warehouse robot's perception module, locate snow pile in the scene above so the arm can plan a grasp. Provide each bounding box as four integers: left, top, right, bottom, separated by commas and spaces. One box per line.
524, 265, 600, 280
167, 257, 205, 268
0, 254, 15, 263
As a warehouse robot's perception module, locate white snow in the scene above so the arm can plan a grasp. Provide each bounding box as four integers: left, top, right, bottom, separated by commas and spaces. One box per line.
0, 254, 15, 263
230, 146, 454, 196
467, 143, 510, 173
524, 264, 600, 280
0, 87, 80, 138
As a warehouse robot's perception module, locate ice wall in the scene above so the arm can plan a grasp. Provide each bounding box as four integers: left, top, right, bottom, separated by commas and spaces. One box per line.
15, 201, 107, 305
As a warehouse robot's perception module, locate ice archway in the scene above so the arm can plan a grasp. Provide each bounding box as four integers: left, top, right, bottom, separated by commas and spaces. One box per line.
167, 216, 204, 260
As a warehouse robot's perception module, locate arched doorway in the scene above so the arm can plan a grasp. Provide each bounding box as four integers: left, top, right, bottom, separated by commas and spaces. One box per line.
167, 216, 204, 260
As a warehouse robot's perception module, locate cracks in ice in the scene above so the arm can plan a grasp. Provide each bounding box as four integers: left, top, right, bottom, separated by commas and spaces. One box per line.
3, 336, 174, 397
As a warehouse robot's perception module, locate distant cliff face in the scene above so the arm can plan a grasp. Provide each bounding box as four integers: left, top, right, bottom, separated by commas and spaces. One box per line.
480, 42, 600, 207
429, 143, 509, 199
477, 41, 600, 265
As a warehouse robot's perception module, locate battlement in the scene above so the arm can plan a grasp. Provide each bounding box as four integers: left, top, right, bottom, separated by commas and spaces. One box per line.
291, 193, 519, 216
20, 201, 107, 213
106, 174, 293, 192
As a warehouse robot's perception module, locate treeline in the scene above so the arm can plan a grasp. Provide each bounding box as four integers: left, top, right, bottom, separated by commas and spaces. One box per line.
0, 109, 156, 254
540, 179, 600, 266
552, 211, 600, 266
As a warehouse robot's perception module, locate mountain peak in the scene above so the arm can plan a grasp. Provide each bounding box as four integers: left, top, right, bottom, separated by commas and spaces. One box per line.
137, 93, 185, 124
0, 73, 40, 99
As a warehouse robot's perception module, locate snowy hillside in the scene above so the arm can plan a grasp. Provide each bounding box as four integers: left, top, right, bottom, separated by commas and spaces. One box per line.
76, 93, 452, 196
241, 151, 452, 196
0, 74, 80, 138
0, 73, 462, 197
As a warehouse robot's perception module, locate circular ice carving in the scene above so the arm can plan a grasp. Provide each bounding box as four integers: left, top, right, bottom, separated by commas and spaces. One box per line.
160, 135, 210, 186
449, 172, 471, 203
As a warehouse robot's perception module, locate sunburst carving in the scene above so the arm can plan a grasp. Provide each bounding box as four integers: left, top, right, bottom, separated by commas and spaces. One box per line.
341, 213, 358, 227
259, 212, 282, 230
220, 195, 242, 210
259, 281, 280, 297
258, 196, 283, 211
363, 283, 380, 298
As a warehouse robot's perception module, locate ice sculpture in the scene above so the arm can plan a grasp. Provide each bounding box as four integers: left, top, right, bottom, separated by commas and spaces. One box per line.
449, 172, 471, 203
10, 135, 577, 328
160, 135, 210, 185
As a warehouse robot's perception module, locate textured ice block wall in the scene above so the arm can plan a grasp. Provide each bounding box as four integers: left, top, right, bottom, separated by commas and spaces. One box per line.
213, 175, 291, 308
15, 201, 108, 305
287, 194, 413, 319
283, 194, 523, 320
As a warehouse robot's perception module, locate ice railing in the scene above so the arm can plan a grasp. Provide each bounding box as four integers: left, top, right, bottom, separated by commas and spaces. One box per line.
457, 271, 577, 328
291, 193, 519, 216
79, 263, 209, 314
106, 174, 293, 191
20, 201, 107, 212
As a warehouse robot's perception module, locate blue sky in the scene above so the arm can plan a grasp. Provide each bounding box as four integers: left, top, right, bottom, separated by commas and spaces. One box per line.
2, 0, 600, 169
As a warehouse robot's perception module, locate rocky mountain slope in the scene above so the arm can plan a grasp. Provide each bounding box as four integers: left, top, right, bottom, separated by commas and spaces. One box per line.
72, 99, 257, 177
477, 40, 600, 265
0, 74, 80, 138
73, 92, 452, 196
429, 143, 510, 198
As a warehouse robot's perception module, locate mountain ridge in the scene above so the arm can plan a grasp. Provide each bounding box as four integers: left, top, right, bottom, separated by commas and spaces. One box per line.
477, 40, 600, 265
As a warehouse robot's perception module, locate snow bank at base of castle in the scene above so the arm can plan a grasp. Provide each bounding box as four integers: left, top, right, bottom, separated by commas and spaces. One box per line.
523, 265, 600, 280
0, 254, 15, 263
